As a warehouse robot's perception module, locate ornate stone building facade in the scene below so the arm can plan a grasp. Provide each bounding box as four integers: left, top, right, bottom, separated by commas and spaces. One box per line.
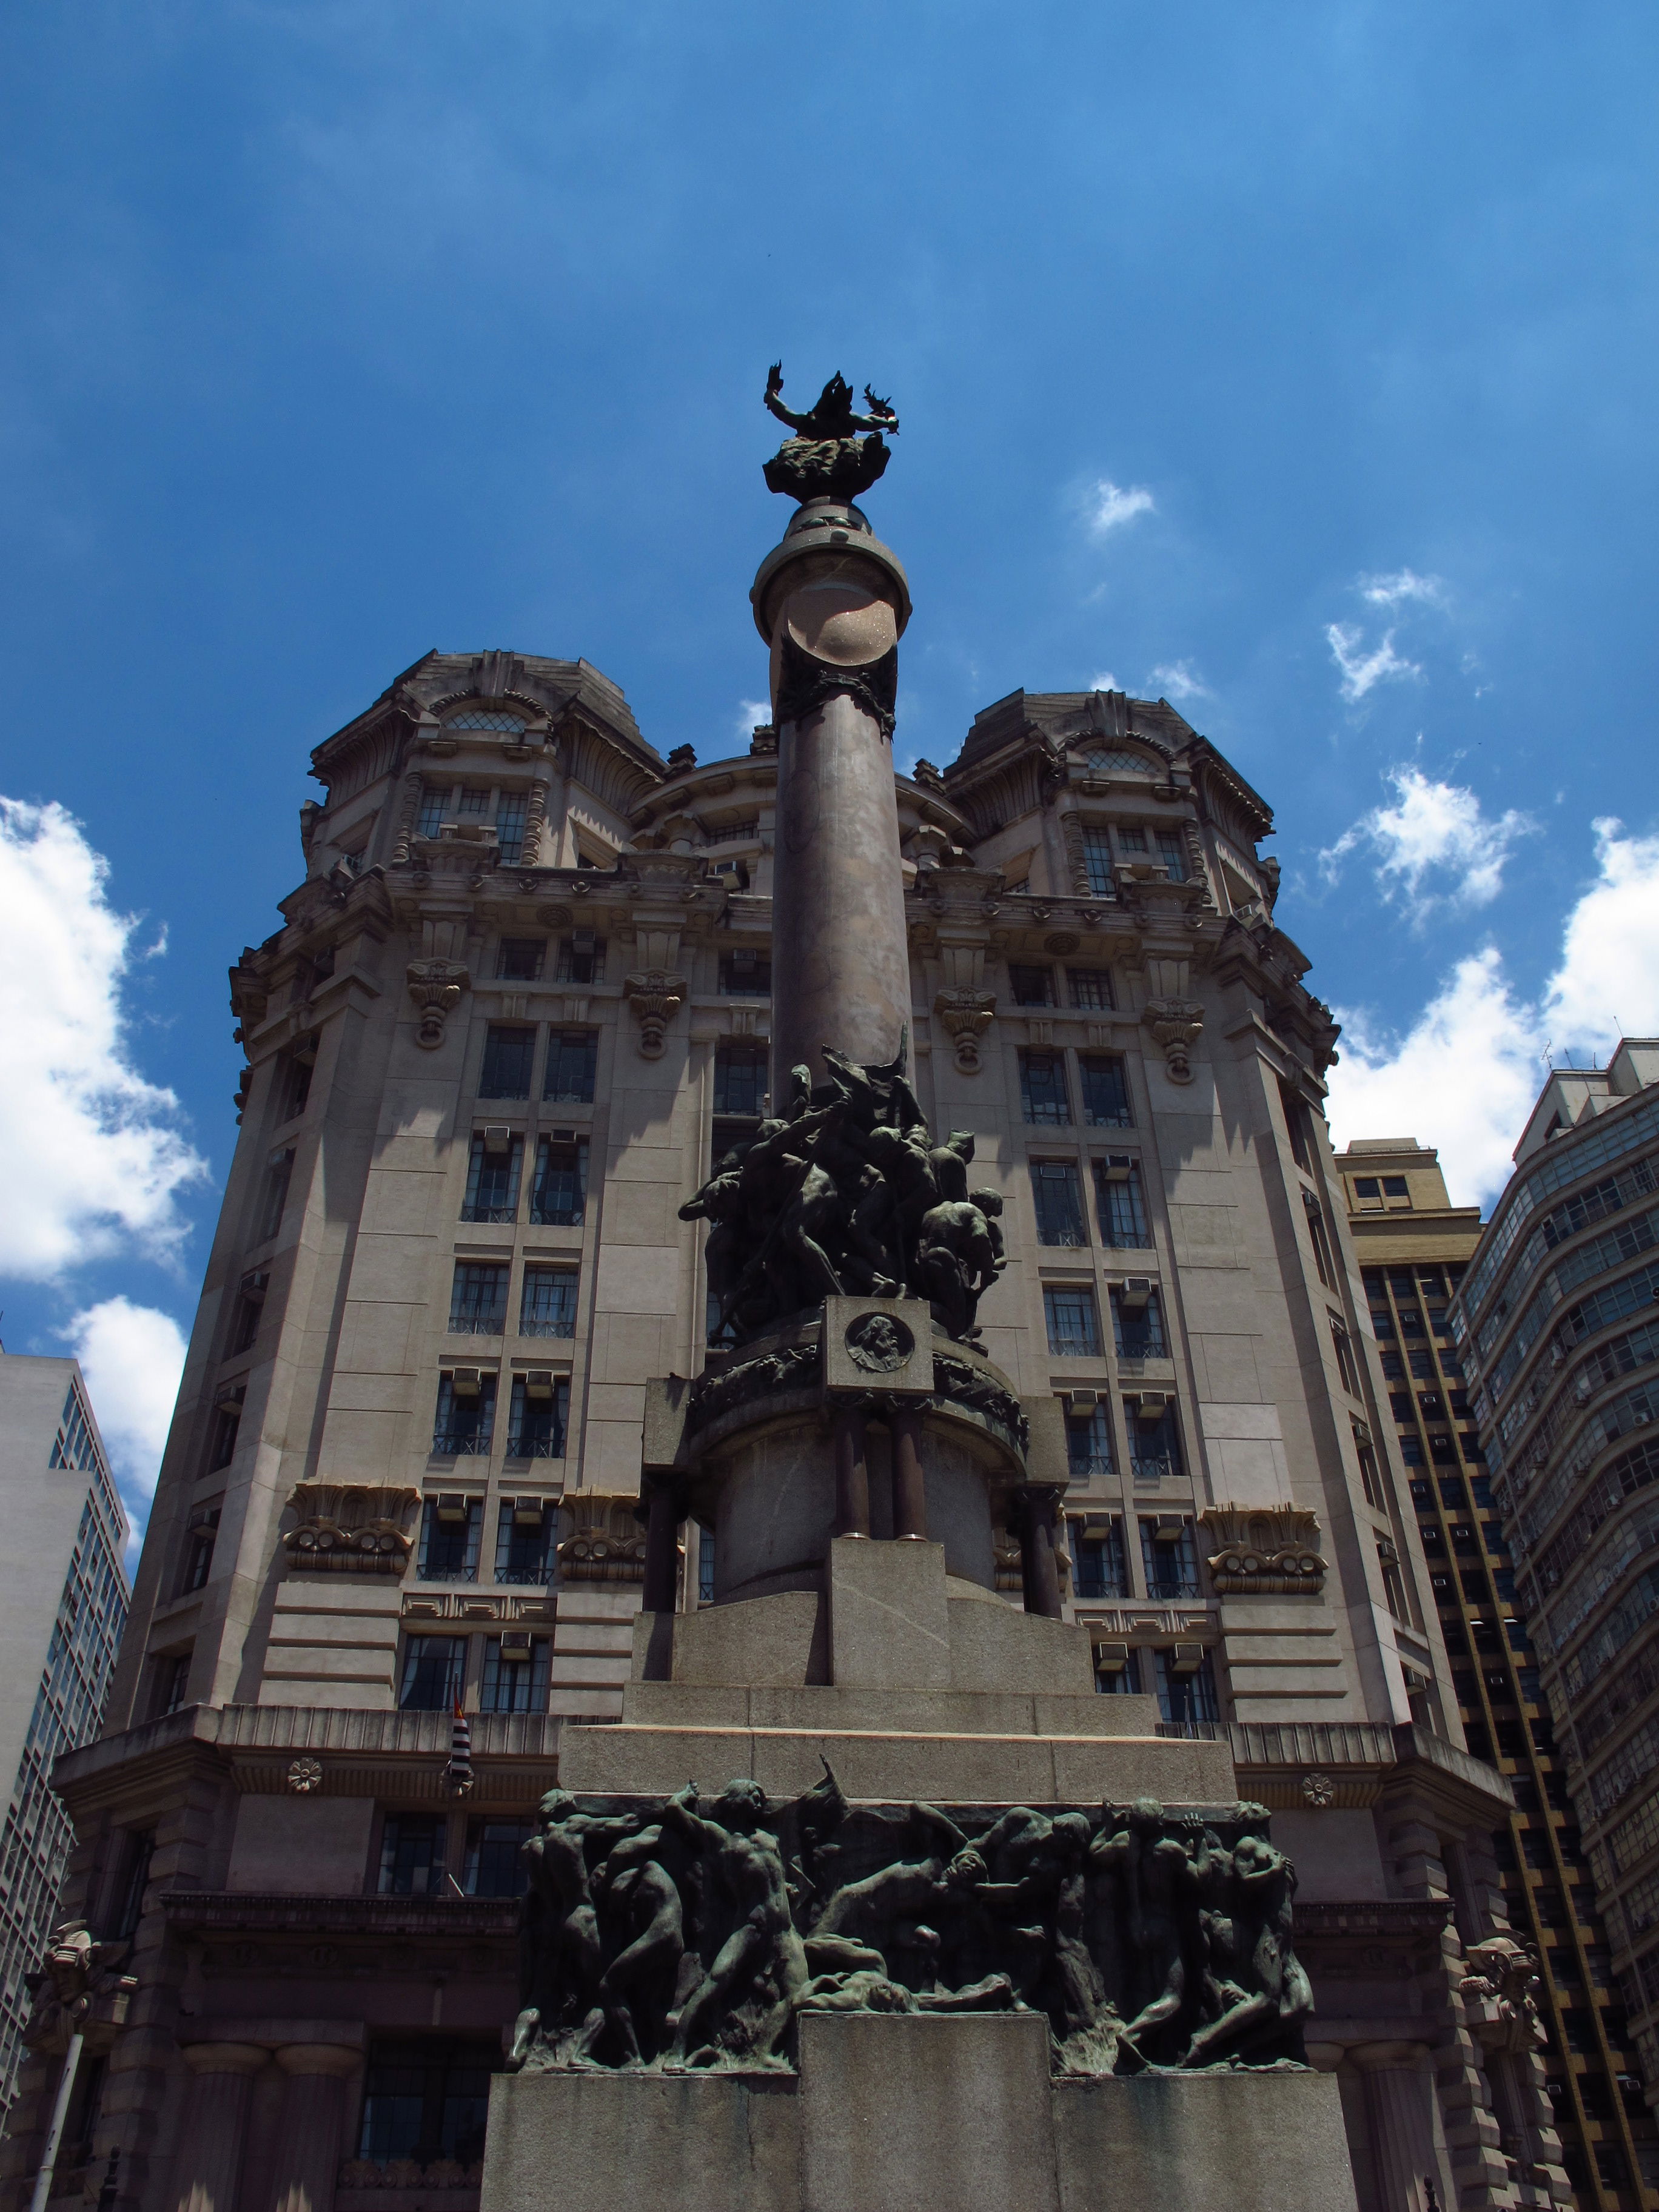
0, 658, 1566, 2211
1455, 1047, 1659, 2207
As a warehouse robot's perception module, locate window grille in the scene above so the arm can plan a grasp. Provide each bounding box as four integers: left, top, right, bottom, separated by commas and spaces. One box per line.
417, 1497, 483, 1580
1009, 965, 1055, 1007
479, 1027, 536, 1100
398, 1639, 466, 1714
1079, 1056, 1133, 1127
1067, 968, 1115, 1010
1128, 1401, 1183, 1484
464, 1818, 534, 1897
431, 1376, 496, 1458
480, 1635, 550, 1714
530, 1137, 588, 1225
506, 1376, 568, 1460
1081, 827, 1114, 895
377, 1811, 445, 1893
1020, 1051, 1071, 1126
1140, 1518, 1201, 1598
495, 938, 546, 981
462, 1134, 522, 1224
1065, 1403, 1114, 1480
1111, 1288, 1166, 1358
543, 1031, 598, 1104
714, 1044, 768, 1118
520, 1267, 577, 1337
1044, 1285, 1101, 1357
1032, 1162, 1087, 1246
1094, 1160, 1148, 1247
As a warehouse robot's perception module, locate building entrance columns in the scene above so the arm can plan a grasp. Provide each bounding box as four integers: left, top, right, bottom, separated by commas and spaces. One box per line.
171, 2043, 267, 2212
1348, 2039, 1448, 2212
269, 2043, 363, 2212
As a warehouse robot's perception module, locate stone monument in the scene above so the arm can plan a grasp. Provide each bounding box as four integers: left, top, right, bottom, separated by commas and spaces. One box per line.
477, 372, 1361, 2212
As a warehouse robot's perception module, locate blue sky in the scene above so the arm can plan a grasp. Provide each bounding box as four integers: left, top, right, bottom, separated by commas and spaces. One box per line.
3, 2, 1658, 1530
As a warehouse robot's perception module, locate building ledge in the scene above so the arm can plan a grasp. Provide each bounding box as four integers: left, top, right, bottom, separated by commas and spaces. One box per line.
1230, 1720, 1513, 1817
161, 1891, 518, 1937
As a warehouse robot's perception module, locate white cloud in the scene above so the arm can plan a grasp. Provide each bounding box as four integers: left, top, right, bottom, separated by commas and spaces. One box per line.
1326, 820, 1659, 1204
1147, 660, 1209, 702
1359, 568, 1446, 610
1086, 480, 1155, 536
0, 799, 208, 1278
734, 698, 770, 742
63, 1296, 188, 1541
1319, 766, 1535, 920
1089, 672, 1119, 694
1326, 622, 1421, 703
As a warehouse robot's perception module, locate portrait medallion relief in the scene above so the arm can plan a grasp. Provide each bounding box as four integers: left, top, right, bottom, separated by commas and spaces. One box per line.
845, 1312, 914, 1373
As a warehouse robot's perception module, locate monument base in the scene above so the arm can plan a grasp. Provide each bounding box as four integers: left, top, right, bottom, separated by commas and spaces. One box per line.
479, 2014, 1359, 2212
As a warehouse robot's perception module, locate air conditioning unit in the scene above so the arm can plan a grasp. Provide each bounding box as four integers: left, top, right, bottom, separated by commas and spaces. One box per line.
523, 1371, 555, 1401
435, 1493, 471, 1523
1134, 1392, 1169, 1423
1352, 1419, 1373, 1448
1068, 1389, 1098, 1413
1151, 1515, 1187, 1544
187, 1505, 222, 1533
449, 1369, 483, 1398
483, 1125, 512, 1154
511, 1498, 547, 1527
1099, 1155, 1136, 1182
1170, 1643, 1205, 1675
500, 1631, 534, 1663
1091, 1640, 1130, 1672
552, 1128, 576, 1142
1574, 1376, 1594, 1405
214, 1382, 246, 1409
1119, 1278, 1152, 1312
239, 1270, 269, 1301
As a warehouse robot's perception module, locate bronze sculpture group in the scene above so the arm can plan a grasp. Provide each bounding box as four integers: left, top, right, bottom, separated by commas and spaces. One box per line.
508, 1776, 1311, 2079
680, 1048, 1005, 1347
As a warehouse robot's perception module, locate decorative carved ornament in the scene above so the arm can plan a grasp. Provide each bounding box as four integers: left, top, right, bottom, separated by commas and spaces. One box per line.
21, 1922, 136, 2057
287, 1757, 323, 1795
284, 1483, 421, 1575
1300, 1772, 1335, 1808
1200, 1504, 1327, 1595
1142, 997, 1205, 1083
406, 959, 468, 1049
933, 986, 997, 1071
622, 970, 688, 1057
557, 1492, 648, 1584
1458, 1936, 1547, 2057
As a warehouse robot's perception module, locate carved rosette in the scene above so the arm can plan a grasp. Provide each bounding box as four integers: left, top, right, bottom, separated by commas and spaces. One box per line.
406, 959, 469, 1048
284, 1483, 422, 1575
623, 970, 688, 1057
933, 985, 997, 1071
1141, 996, 1205, 1083
1200, 1504, 1327, 1595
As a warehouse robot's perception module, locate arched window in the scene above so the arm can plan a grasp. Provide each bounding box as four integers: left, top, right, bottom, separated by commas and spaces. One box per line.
444, 710, 526, 736
1080, 748, 1156, 776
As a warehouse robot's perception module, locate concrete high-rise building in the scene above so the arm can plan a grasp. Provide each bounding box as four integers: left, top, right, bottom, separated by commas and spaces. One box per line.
0, 649, 1569, 2212
1454, 1045, 1659, 2205
1338, 1139, 1657, 2209
0, 1357, 130, 2121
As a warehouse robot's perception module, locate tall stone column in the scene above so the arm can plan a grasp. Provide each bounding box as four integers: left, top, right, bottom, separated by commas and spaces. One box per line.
170, 2042, 267, 2212
752, 491, 913, 1093
269, 2044, 361, 2212
1349, 2040, 1446, 2212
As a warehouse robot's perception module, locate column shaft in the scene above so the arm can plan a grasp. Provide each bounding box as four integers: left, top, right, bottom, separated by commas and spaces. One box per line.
1018, 1489, 1064, 1619
172, 2046, 266, 2212
834, 1407, 871, 1537
1352, 2043, 1443, 2212
269, 2047, 359, 2212
889, 1409, 928, 1539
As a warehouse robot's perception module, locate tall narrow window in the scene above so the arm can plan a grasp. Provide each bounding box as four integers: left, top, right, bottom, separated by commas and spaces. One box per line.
1153, 828, 1189, 883
1278, 1079, 1313, 1173
494, 791, 529, 865
1079, 1056, 1133, 1128
181, 1510, 220, 1595
1020, 1051, 1071, 1126
1111, 1287, 1166, 1358
449, 1263, 508, 1335
479, 1635, 550, 1715
495, 937, 546, 982
1330, 1318, 1362, 1397
378, 1811, 445, 1893
417, 1498, 483, 1581
260, 1148, 294, 1242
1081, 827, 1114, 895
1031, 1162, 1087, 1245
555, 934, 606, 985
398, 1637, 466, 1712
494, 1500, 556, 1585
520, 1267, 578, 1337
432, 1375, 496, 1458
1304, 1198, 1336, 1289
417, 784, 452, 837
1094, 1159, 1149, 1247
462, 1133, 522, 1224
157, 1651, 193, 1716
110, 1831, 155, 1940
714, 1043, 768, 1118
530, 1138, 588, 1226
506, 1376, 568, 1459
1065, 1403, 1114, 1480
1044, 1285, 1101, 1357
480, 1026, 536, 1100
464, 1818, 534, 1898
207, 1402, 242, 1472
1152, 1649, 1220, 1726
543, 1031, 598, 1105
1008, 964, 1055, 1007
229, 1272, 267, 1355
1128, 1400, 1183, 1483
1067, 968, 1115, 1011
1139, 1518, 1201, 1599
357, 2040, 494, 2165
1071, 1521, 1127, 1598
699, 1527, 716, 1606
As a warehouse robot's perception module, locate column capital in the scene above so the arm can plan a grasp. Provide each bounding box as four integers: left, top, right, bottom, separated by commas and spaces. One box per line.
179, 2041, 267, 2077
275, 2043, 361, 2078
1347, 2038, 1432, 2071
